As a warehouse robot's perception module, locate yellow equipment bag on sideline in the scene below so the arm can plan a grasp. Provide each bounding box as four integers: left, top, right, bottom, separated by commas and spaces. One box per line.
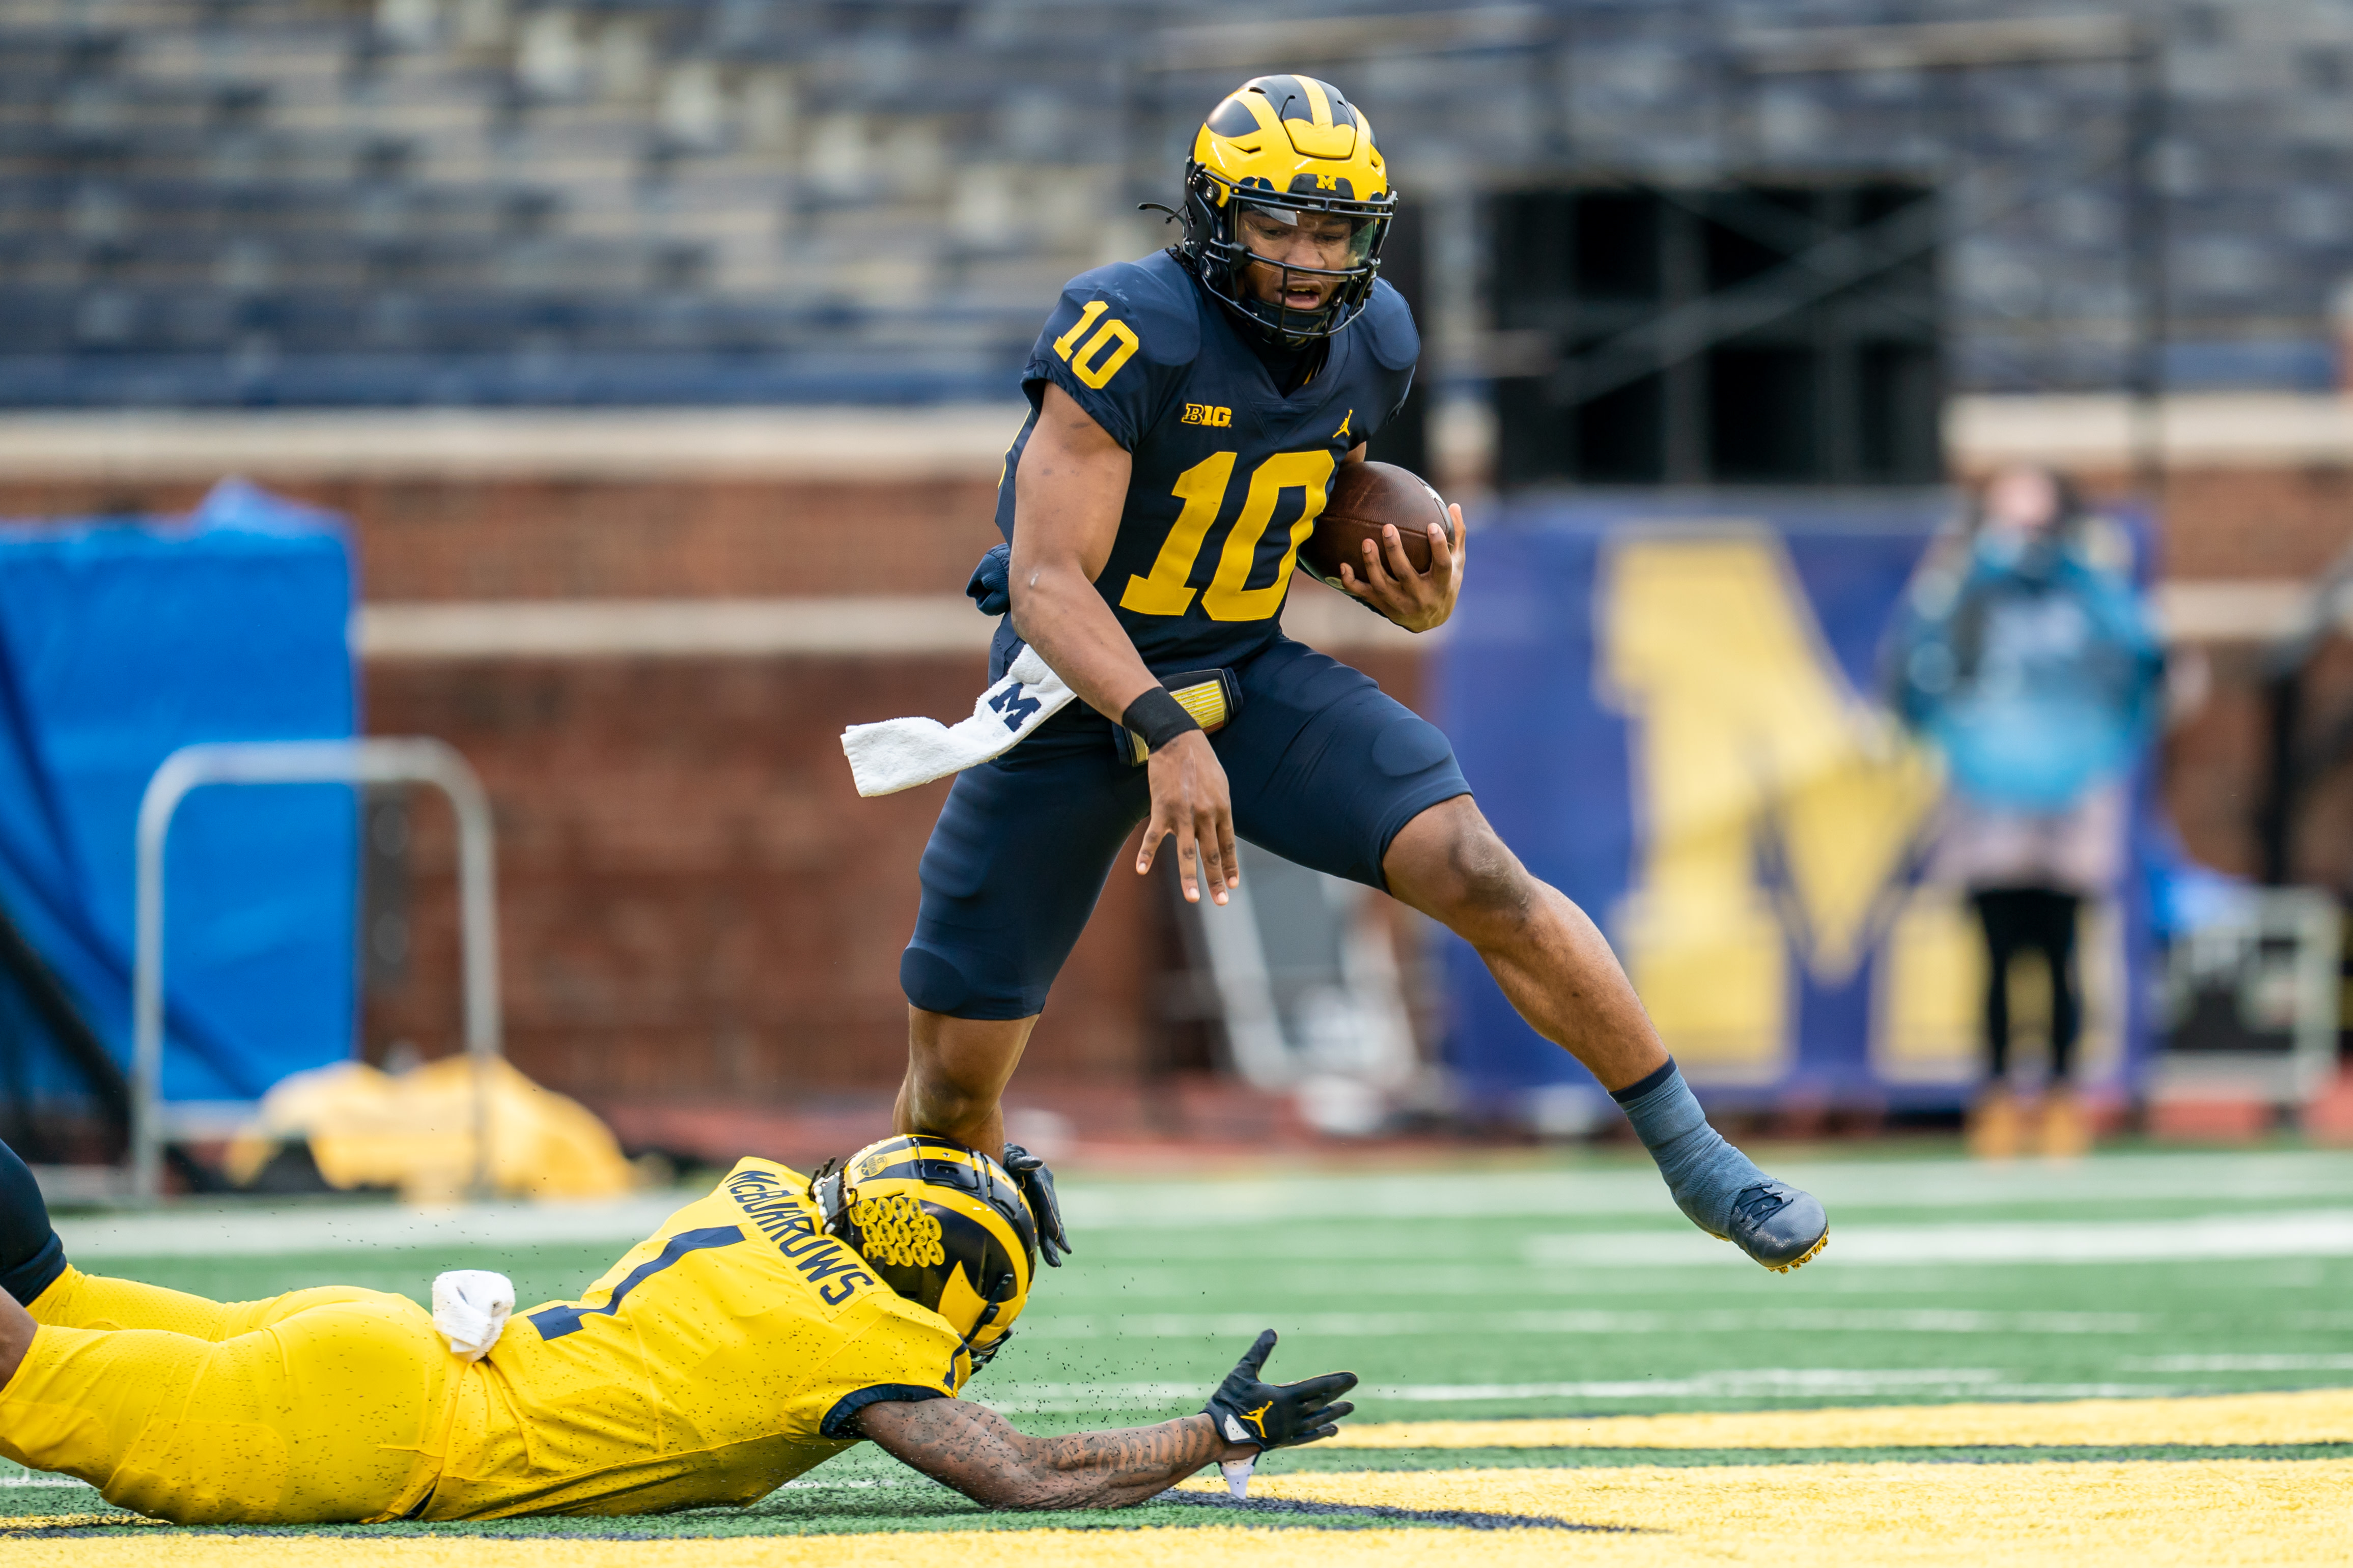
225, 1056, 636, 1203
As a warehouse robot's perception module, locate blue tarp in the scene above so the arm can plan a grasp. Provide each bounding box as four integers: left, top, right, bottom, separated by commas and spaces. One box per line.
0, 479, 357, 1103
1436, 492, 2158, 1118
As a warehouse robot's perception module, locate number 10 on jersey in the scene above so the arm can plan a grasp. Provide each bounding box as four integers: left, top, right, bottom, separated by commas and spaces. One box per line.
1120, 449, 1335, 622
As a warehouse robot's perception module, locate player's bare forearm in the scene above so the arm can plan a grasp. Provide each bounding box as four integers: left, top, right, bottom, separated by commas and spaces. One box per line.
1007, 382, 1159, 723
1011, 382, 1237, 902
857, 1398, 1245, 1510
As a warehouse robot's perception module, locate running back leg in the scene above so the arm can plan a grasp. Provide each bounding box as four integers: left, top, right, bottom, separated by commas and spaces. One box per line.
897, 728, 1148, 1155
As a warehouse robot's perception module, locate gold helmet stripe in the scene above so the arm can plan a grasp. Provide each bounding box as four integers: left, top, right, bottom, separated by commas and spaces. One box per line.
1298, 75, 1332, 128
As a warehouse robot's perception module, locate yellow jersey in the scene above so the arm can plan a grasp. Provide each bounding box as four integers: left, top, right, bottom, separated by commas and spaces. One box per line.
428, 1156, 973, 1519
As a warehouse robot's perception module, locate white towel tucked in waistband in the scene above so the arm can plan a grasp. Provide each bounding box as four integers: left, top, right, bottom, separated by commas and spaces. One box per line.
432, 1268, 514, 1361
841, 646, 1079, 797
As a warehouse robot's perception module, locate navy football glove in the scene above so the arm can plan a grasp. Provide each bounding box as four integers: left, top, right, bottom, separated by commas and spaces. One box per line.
1000, 1143, 1071, 1268
966, 543, 1013, 617
1203, 1330, 1357, 1450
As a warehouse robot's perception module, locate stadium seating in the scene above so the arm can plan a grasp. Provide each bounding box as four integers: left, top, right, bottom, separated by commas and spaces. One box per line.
0, 0, 2341, 405
0, 0, 1131, 404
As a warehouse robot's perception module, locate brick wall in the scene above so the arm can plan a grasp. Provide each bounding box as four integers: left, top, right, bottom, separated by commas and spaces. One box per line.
0, 475, 1006, 599
2061, 466, 2353, 582
362, 644, 1426, 1127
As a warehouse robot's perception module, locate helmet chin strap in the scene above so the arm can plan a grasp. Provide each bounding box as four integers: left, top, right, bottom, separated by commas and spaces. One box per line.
961, 1271, 1021, 1368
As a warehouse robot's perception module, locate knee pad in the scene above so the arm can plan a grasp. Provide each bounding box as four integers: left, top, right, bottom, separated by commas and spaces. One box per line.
900, 944, 974, 1016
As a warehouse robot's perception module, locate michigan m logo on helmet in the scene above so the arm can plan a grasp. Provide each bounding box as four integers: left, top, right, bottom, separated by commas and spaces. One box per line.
1178, 74, 1397, 346
811, 1135, 1040, 1367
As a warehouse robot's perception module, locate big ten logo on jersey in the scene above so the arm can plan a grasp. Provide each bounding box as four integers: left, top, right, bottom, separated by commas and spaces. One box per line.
1181, 403, 1233, 427
1598, 532, 2124, 1090
726, 1167, 878, 1308
1051, 300, 1141, 389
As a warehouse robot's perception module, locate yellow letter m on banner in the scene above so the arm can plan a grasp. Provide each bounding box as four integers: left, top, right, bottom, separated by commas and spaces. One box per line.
1601, 532, 1948, 1085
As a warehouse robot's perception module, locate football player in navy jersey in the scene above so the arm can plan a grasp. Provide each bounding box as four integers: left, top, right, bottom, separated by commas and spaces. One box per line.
899, 75, 1828, 1274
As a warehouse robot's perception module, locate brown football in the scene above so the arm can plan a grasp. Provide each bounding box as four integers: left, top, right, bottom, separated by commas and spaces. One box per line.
1302, 461, 1456, 586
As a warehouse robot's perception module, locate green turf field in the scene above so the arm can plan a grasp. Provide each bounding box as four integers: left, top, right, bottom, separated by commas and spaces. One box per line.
11, 1145, 2353, 1561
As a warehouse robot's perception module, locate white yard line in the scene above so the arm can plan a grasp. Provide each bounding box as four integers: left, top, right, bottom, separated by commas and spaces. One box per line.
1062, 1152, 2353, 1229
52, 1152, 2353, 1260
2129, 1353, 2353, 1372
1527, 1209, 2353, 1269
54, 1197, 688, 1260
982, 1369, 2187, 1413
1021, 1308, 2149, 1341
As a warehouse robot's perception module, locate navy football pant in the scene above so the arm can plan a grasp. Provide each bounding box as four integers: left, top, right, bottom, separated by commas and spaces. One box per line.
901, 636, 1471, 1021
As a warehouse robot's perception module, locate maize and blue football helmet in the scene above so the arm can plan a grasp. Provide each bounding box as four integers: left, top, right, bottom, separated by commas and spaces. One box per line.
1176, 74, 1397, 346
811, 1135, 1039, 1366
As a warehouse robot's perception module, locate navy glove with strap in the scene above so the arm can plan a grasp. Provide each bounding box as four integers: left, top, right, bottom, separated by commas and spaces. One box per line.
1001, 1142, 1071, 1268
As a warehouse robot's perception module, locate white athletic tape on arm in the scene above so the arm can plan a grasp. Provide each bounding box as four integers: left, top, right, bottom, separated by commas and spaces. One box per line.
841, 646, 1078, 796
432, 1269, 515, 1362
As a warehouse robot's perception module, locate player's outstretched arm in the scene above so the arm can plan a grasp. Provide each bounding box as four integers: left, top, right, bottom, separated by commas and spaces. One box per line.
856, 1330, 1356, 1510
856, 1399, 1241, 1510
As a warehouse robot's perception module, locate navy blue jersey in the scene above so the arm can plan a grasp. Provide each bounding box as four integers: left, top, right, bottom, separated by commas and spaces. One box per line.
993, 250, 1419, 673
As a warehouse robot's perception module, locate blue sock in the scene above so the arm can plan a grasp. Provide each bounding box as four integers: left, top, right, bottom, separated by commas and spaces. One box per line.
1611, 1060, 1770, 1236
0, 1137, 64, 1306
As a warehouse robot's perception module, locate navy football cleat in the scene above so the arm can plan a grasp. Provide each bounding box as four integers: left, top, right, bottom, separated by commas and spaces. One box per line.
1723, 1181, 1828, 1273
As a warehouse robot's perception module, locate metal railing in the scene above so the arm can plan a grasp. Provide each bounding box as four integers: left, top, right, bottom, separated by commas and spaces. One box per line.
132, 738, 501, 1202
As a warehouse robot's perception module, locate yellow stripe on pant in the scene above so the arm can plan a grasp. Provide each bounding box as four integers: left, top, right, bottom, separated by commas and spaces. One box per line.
0, 1267, 451, 1525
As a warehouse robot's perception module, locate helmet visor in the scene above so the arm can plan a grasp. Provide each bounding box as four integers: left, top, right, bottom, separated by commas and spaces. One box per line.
1233, 200, 1381, 272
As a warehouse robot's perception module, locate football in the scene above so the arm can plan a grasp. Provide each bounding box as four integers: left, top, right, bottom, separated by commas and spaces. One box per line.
1302, 461, 1456, 587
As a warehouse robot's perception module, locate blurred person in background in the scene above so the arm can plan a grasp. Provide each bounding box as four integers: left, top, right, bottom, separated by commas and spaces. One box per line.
1891, 465, 2164, 1160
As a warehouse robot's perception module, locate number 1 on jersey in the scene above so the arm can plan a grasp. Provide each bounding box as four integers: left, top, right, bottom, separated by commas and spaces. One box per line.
1120, 452, 1232, 616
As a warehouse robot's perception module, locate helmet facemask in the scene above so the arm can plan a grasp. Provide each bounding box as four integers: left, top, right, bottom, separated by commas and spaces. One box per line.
1181, 169, 1393, 346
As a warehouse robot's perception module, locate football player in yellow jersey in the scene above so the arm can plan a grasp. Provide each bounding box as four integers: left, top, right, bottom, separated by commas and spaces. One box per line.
0, 1135, 1352, 1524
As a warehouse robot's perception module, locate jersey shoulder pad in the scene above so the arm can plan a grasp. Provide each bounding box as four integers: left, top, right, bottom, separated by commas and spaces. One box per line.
1356, 278, 1420, 372
1053, 254, 1201, 367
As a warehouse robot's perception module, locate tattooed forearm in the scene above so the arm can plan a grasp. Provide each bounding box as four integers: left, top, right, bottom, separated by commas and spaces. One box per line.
856, 1398, 1243, 1510
1036, 1417, 1225, 1489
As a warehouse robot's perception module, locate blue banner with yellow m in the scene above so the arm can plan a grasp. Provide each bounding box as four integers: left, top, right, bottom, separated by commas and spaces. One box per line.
1439, 495, 2151, 1120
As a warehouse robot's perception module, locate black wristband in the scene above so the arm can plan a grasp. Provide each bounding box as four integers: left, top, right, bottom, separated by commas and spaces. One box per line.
1122, 687, 1201, 751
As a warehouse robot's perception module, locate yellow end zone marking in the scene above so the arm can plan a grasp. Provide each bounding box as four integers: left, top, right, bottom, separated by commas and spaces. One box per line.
15, 1464, 2353, 1567
0, 1530, 1565, 1567
1252, 1459, 2353, 1565
1333, 1386, 2353, 1450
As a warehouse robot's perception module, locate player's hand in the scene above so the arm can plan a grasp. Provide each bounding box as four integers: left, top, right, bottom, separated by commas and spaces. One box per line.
1202, 1330, 1358, 1451
1001, 1143, 1072, 1267
1337, 502, 1466, 634
1137, 729, 1237, 906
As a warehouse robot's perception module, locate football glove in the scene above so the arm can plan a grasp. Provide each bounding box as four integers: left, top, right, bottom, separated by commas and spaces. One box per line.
1202, 1329, 1357, 1451
966, 543, 1013, 617
1001, 1143, 1071, 1268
